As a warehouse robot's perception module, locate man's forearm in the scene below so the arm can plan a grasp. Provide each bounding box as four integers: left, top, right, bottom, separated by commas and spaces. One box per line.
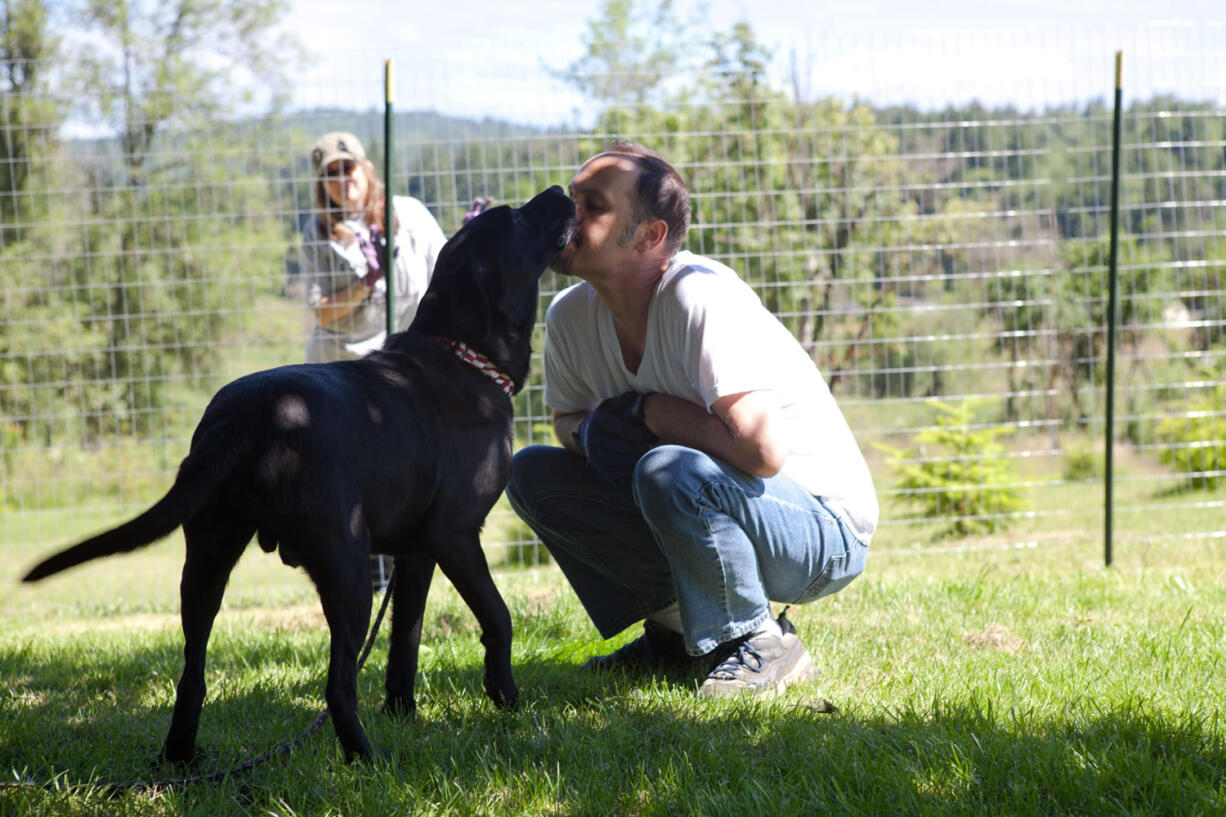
553, 411, 586, 454
555, 392, 784, 478
643, 393, 784, 478
642, 394, 732, 458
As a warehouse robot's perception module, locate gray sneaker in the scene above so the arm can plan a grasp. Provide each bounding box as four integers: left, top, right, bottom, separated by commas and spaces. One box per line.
697, 627, 817, 699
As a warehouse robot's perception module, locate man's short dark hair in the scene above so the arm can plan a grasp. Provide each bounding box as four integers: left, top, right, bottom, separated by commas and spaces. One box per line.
604, 140, 690, 255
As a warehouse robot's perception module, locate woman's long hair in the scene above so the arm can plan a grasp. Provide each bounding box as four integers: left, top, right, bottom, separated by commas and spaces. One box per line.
312, 158, 398, 244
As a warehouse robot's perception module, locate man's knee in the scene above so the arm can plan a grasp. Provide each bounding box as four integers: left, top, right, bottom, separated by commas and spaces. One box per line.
508, 444, 594, 516
633, 445, 720, 513
507, 445, 556, 515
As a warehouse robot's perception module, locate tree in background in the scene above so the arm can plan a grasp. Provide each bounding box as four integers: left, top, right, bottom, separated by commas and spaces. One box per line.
0, 0, 91, 452
74, 0, 296, 187
1059, 234, 1170, 442
1179, 236, 1226, 352
687, 22, 795, 297
775, 97, 916, 396
1157, 356, 1226, 491
59, 0, 298, 437
548, 0, 686, 108
553, 11, 918, 399
0, 0, 61, 244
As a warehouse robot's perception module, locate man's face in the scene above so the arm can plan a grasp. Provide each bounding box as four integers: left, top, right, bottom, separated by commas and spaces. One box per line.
551, 153, 641, 277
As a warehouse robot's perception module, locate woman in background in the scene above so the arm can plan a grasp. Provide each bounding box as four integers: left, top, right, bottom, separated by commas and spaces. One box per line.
300, 131, 446, 593
301, 131, 447, 364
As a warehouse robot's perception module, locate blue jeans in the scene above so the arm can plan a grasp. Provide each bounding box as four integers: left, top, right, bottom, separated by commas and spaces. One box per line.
507, 444, 868, 656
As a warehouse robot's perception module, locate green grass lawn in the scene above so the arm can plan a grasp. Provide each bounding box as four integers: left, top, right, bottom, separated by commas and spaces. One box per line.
1, 294, 1222, 814
2, 530, 1223, 816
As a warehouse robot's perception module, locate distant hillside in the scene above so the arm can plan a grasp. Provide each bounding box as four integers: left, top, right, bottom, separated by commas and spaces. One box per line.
62, 108, 550, 175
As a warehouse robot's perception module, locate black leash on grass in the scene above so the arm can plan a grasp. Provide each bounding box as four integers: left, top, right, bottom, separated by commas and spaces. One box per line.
1, 567, 397, 796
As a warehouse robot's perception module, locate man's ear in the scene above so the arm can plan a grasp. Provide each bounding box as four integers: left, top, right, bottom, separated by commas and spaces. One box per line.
635, 219, 668, 253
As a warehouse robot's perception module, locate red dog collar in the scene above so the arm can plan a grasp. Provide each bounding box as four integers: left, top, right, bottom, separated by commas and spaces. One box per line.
438, 338, 516, 397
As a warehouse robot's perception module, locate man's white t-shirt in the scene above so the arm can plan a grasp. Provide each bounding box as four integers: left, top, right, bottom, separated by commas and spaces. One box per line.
543, 251, 879, 544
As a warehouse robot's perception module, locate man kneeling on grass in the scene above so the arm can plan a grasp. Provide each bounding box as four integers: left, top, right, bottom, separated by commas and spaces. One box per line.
506, 141, 879, 698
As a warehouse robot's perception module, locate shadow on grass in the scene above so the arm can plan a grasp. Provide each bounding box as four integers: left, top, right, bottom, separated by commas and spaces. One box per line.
5, 645, 1224, 814
375, 654, 1226, 814
0, 637, 334, 786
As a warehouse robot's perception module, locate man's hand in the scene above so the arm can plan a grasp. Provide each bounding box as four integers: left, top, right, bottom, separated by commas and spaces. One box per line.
572, 391, 659, 486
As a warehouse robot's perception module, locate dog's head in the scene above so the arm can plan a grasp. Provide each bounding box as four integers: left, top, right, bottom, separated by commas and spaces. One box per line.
408, 186, 575, 391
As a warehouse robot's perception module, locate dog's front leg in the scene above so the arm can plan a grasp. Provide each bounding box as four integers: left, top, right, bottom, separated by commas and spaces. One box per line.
384, 551, 435, 717
435, 542, 518, 709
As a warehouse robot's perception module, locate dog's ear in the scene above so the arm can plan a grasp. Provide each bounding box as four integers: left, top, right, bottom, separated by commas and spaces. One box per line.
452, 253, 494, 340
410, 226, 488, 342
411, 204, 526, 344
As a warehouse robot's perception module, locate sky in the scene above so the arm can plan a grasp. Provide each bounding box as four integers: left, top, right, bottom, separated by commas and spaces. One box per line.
286, 0, 1222, 58
280, 0, 1226, 122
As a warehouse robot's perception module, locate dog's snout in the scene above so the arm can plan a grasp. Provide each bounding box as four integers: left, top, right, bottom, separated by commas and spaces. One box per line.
518, 186, 575, 255
520, 186, 572, 223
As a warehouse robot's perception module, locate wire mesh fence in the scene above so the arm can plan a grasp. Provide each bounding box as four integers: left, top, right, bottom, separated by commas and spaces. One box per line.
1, 18, 1223, 571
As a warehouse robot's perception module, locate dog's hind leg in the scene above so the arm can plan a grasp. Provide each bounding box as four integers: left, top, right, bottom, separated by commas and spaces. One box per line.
383, 551, 436, 717
310, 538, 374, 761
435, 537, 518, 710
162, 513, 253, 764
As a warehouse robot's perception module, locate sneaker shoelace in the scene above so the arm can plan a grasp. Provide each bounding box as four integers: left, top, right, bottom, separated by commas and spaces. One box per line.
708, 640, 765, 680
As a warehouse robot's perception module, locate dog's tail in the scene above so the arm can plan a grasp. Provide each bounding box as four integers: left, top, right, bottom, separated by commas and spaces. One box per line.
22, 421, 251, 582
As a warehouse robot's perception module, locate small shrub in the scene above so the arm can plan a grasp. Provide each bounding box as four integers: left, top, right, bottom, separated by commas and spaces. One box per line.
878, 399, 1028, 538
1063, 442, 1104, 482
1157, 366, 1226, 490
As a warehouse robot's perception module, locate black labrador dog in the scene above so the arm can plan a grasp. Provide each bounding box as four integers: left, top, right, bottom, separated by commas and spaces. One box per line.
23, 186, 576, 762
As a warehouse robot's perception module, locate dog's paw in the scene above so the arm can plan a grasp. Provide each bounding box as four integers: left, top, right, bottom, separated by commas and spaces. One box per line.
485, 678, 519, 710
382, 695, 417, 720
155, 744, 199, 769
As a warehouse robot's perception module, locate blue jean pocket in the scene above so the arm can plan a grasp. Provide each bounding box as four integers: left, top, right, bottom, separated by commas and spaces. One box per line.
792, 528, 868, 605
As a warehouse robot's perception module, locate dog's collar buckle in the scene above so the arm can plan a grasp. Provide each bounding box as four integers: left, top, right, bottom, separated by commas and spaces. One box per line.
438, 339, 516, 397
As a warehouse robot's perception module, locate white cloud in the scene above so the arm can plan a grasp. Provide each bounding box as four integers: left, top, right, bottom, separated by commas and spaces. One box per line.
281, 2, 1226, 120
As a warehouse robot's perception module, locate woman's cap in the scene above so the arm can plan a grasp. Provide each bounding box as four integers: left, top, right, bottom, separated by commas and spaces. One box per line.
311, 132, 366, 175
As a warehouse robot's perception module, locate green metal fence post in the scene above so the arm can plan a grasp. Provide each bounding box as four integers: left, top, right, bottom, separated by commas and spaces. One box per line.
384, 59, 395, 337
1105, 51, 1123, 568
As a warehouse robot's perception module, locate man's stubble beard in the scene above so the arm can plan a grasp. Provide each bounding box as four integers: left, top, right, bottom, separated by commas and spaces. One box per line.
548, 240, 579, 276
